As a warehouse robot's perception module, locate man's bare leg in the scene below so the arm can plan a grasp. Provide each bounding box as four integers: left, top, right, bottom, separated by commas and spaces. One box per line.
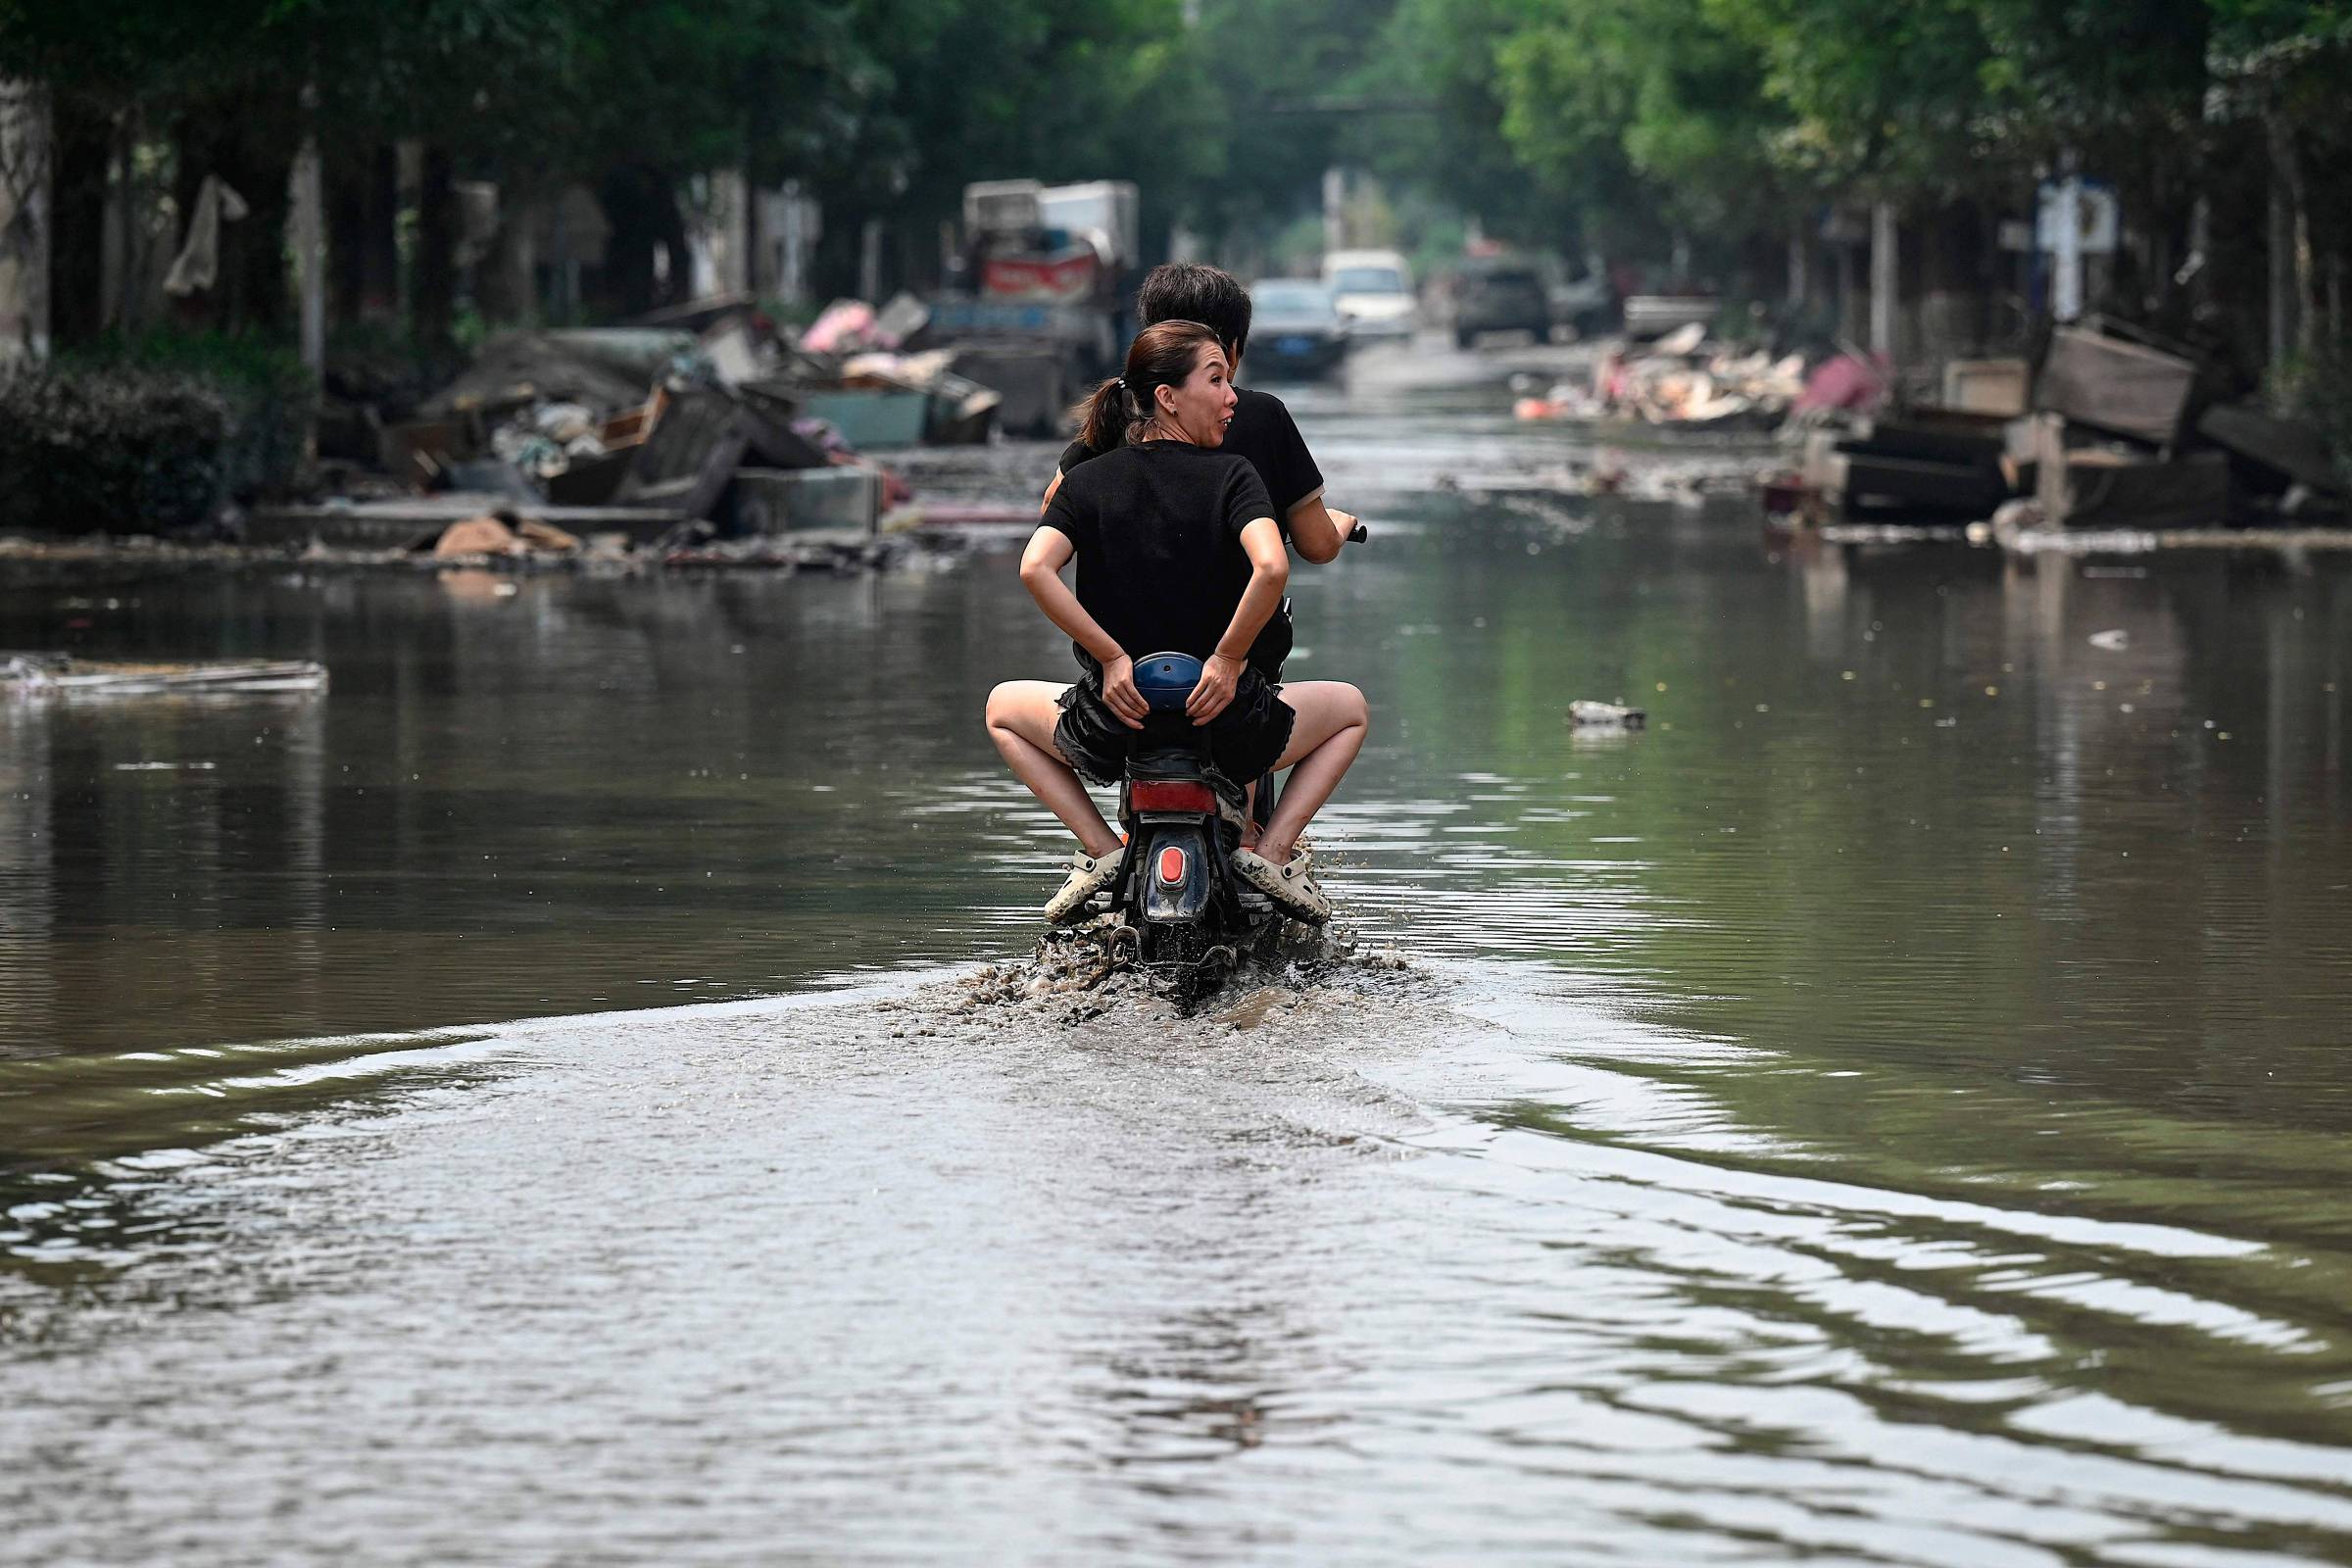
984, 681, 1122, 858
1255, 681, 1367, 863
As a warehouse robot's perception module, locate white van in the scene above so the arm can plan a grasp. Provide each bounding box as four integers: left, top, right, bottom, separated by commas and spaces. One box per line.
1321, 249, 1417, 342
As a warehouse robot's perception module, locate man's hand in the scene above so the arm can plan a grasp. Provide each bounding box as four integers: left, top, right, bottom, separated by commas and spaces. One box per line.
1101, 654, 1148, 730
1186, 653, 1246, 726
1328, 508, 1359, 545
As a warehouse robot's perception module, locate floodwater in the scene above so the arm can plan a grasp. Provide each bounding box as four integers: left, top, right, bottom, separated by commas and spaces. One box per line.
6, 338, 2352, 1565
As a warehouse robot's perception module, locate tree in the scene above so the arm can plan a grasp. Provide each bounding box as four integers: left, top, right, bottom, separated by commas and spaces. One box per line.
1492, 0, 1789, 271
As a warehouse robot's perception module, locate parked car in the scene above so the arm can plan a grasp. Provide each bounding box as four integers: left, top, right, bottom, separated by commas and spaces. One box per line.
1247, 280, 1350, 378
1546, 269, 1616, 339
1321, 249, 1417, 343
1453, 259, 1550, 348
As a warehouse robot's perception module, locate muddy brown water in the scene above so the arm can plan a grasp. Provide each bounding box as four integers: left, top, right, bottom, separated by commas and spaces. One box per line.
6, 340, 2352, 1564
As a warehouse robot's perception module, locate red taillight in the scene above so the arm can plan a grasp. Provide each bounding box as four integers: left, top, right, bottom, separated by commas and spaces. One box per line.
1129, 779, 1216, 813
1156, 846, 1188, 885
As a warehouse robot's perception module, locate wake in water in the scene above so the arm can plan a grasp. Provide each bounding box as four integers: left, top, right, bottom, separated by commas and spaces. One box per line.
946, 915, 1413, 1030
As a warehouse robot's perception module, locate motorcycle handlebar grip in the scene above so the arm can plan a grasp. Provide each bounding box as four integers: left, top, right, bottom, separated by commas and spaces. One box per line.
1348, 521, 1371, 543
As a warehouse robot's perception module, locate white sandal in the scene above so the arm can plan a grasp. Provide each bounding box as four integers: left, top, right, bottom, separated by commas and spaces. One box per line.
1043, 847, 1122, 924
1231, 847, 1330, 924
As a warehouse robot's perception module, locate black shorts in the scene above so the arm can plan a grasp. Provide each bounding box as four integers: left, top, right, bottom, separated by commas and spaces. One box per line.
1054, 665, 1296, 789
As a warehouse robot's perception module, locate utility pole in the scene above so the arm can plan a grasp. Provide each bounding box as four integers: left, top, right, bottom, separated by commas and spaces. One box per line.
1870, 201, 1898, 363
291, 87, 326, 376
858, 218, 882, 304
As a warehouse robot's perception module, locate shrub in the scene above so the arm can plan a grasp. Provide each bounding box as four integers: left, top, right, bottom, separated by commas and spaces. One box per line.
0, 368, 238, 535
79, 331, 318, 500
0, 333, 320, 536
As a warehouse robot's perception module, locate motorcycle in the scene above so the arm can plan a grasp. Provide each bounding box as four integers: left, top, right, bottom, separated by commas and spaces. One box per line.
1067, 523, 1366, 990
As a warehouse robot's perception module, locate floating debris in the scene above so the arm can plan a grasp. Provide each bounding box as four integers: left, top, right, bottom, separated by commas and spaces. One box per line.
1569, 700, 1647, 728
2, 653, 328, 698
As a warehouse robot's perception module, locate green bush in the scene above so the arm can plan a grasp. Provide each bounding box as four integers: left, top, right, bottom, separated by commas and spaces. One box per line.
79, 331, 318, 500
0, 333, 319, 536
0, 368, 238, 534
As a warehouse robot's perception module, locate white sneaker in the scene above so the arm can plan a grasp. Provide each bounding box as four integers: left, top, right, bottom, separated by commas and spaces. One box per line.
1231, 847, 1330, 924
1043, 847, 1122, 924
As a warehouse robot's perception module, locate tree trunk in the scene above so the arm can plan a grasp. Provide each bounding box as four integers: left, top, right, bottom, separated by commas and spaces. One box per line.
2261, 104, 2322, 364
230, 130, 292, 334
326, 146, 364, 327
596, 167, 664, 318
654, 172, 690, 308
326, 143, 400, 326
364, 144, 398, 319
414, 144, 456, 348
48, 94, 109, 349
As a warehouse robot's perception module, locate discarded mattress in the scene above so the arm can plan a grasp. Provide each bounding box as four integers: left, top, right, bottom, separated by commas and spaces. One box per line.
2, 653, 329, 697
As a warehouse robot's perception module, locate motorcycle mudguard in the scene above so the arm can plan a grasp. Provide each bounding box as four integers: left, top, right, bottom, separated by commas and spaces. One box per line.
1138, 823, 1216, 924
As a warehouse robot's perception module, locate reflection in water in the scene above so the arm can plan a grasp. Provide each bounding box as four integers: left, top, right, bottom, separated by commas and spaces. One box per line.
5, 363, 2352, 1562
0, 702, 54, 1043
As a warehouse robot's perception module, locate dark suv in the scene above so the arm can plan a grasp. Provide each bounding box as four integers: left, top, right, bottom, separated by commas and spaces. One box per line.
1453, 262, 1551, 348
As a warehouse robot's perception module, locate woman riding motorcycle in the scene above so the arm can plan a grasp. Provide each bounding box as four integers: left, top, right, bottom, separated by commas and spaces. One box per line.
983, 319, 1370, 924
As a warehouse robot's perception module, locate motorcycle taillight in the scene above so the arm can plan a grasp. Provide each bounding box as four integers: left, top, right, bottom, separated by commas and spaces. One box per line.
1129, 780, 1216, 813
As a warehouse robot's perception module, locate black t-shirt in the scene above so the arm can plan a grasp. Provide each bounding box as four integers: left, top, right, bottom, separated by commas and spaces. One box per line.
1040, 442, 1274, 667
1058, 386, 1321, 535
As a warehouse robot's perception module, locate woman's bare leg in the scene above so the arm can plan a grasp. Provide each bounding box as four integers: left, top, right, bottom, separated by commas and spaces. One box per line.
1257, 681, 1368, 862
985, 681, 1122, 858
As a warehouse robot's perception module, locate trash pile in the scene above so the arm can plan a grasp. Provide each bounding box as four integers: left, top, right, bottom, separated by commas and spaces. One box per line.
1775, 318, 2348, 539
285, 293, 1021, 564
1515, 323, 1810, 430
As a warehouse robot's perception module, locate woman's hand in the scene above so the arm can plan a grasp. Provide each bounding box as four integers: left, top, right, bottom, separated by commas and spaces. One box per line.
1101, 654, 1149, 730
1185, 654, 1245, 726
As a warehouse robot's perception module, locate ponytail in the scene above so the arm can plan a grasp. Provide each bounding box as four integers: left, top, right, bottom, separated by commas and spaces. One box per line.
1067, 320, 1225, 453
1075, 377, 1134, 452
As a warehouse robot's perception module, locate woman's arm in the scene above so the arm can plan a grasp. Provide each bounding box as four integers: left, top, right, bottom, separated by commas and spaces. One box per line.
1186, 516, 1290, 724
1018, 526, 1146, 728
1040, 470, 1064, 516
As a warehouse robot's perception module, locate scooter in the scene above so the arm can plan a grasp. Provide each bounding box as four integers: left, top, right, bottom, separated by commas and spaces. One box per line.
1073, 521, 1367, 988
1077, 649, 1286, 988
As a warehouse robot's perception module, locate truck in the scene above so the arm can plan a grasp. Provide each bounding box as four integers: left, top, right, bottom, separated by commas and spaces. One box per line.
924, 179, 1141, 436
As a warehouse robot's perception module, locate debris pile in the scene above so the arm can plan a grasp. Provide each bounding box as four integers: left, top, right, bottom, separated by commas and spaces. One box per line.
1776, 318, 2349, 542
269, 293, 1025, 566
1515, 323, 1810, 430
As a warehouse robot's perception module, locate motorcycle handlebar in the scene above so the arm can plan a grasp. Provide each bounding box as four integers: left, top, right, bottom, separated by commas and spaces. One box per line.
1348, 521, 1370, 544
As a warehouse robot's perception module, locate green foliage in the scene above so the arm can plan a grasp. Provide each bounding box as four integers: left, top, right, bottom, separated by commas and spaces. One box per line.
58, 332, 318, 506
1360, 0, 1585, 247
0, 368, 235, 534
1493, 0, 1787, 248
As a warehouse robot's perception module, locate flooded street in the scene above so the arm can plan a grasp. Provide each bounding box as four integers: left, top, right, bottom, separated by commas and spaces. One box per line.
7, 339, 2352, 1564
